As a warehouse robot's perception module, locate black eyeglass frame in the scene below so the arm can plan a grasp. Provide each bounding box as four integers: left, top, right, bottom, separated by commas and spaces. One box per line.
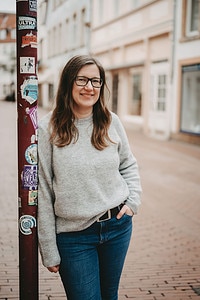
74, 76, 103, 88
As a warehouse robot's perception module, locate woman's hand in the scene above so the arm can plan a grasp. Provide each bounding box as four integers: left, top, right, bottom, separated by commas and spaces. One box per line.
116, 204, 134, 219
47, 265, 60, 273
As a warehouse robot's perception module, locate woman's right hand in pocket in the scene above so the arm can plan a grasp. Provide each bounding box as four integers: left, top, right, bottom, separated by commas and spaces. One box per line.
47, 265, 60, 273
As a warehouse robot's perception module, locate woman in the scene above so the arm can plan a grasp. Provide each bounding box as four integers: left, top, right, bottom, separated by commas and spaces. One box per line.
38, 55, 142, 300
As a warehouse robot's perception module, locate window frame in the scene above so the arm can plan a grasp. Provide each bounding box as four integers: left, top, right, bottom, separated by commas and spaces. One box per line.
181, 0, 200, 40
150, 62, 169, 113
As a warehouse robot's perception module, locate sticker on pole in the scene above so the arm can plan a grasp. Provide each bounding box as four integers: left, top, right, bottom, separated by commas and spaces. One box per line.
19, 215, 36, 235
21, 31, 37, 48
20, 57, 35, 74
25, 144, 37, 165
28, 190, 38, 205
18, 16, 37, 31
29, 0, 37, 12
22, 165, 38, 189
26, 106, 38, 130
21, 77, 38, 104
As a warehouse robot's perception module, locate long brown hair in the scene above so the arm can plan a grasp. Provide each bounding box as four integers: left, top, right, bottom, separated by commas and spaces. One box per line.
49, 55, 113, 150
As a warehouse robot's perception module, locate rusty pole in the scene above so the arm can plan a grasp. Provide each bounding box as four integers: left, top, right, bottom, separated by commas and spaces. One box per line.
16, 0, 38, 299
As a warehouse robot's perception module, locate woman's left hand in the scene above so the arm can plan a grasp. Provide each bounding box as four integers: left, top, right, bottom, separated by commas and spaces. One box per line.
116, 204, 134, 219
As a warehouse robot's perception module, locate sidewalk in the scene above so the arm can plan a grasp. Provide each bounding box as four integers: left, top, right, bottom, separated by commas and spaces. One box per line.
0, 100, 200, 300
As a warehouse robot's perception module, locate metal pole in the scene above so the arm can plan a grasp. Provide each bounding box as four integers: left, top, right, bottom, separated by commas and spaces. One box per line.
16, 0, 38, 299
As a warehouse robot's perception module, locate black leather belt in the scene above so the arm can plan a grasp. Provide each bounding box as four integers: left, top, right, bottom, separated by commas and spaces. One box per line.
97, 204, 124, 222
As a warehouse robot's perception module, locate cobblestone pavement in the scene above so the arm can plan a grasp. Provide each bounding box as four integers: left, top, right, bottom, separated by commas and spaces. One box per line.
0, 101, 200, 300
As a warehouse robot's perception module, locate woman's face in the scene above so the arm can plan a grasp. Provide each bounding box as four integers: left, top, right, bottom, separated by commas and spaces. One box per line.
72, 64, 101, 118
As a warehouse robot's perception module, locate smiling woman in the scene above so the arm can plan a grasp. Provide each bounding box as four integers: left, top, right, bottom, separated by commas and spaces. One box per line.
38, 54, 142, 300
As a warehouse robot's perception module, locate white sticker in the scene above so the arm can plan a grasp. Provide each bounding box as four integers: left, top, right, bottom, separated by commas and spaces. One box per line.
19, 215, 36, 235
18, 16, 37, 31
20, 57, 35, 74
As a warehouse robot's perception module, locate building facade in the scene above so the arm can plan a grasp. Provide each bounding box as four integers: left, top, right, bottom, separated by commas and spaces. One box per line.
171, 0, 200, 144
0, 12, 16, 101
90, 0, 174, 140
38, 0, 91, 108
38, 0, 200, 144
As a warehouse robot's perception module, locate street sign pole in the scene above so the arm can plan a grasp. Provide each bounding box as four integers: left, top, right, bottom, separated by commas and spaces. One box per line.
16, 0, 38, 299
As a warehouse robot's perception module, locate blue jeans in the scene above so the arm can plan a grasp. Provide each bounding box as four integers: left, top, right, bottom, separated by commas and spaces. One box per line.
56, 214, 133, 300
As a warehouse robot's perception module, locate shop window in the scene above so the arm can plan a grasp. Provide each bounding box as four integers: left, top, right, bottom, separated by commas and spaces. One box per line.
180, 64, 200, 134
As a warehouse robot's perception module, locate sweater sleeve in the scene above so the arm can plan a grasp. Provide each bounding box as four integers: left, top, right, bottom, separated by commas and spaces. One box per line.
113, 114, 142, 214
37, 115, 61, 267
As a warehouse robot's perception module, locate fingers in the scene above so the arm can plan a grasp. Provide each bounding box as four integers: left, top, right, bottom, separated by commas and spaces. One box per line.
47, 265, 60, 273
116, 204, 134, 219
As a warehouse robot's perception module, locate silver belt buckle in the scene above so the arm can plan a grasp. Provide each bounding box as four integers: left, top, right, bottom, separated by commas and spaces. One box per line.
97, 209, 111, 222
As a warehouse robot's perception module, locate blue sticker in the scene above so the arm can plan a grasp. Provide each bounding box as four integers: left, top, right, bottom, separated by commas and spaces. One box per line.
20, 77, 38, 103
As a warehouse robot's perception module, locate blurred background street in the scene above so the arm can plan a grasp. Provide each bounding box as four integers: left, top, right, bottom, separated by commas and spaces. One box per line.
0, 100, 200, 299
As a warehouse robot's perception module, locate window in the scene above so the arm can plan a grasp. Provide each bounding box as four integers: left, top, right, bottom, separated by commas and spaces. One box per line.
150, 74, 167, 112
180, 64, 200, 134
157, 75, 166, 111
98, 0, 104, 24
72, 14, 77, 48
58, 23, 62, 53
11, 29, 16, 40
186, 0, 199, 36
183, 0, 200, 38
150, 62, 168, 112
112, 74, 118, 114
0, 29, 7, 40
49, 84, 54, 103
114, 0, 120, 16
64, 19, 69, 52
130, 73, 142, 115
80, 9, 86, 46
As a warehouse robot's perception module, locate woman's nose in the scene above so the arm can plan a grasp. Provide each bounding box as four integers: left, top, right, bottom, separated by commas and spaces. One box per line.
85, 80, 93, 89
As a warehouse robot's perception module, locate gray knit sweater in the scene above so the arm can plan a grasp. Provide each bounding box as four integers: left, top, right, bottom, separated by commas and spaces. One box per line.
38, 112, 142, 267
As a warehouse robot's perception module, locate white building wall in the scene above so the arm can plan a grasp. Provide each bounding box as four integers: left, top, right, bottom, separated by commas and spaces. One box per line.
91, 0, 173, 139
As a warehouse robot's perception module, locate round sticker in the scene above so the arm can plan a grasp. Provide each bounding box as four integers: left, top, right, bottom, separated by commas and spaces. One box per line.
19, 215, 37, 235
25, 144, 37, 165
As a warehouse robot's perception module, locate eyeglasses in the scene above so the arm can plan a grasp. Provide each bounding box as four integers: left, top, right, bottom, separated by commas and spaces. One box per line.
75, 76, 103, 88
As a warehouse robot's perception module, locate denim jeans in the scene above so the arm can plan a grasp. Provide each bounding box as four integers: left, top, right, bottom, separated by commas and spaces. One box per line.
56, 214, 133, 300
